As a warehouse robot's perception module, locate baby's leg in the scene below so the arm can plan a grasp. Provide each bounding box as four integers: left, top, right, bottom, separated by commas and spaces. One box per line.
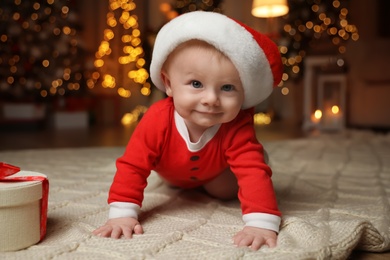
203, 168, 238, 200
203, 148, 269, 200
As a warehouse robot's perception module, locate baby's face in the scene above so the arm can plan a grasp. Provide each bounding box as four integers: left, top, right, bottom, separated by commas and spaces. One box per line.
162, 41, 244, 133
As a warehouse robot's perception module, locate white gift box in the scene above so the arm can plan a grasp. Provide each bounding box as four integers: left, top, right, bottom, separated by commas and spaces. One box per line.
52, 111, 89, 129
0, 170, 49, 252
2, 103, 46, 120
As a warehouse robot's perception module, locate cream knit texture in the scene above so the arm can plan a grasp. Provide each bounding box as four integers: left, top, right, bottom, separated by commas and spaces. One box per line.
0, 130, 389, 259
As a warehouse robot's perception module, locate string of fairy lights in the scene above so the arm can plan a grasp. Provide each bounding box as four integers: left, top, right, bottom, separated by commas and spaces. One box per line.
88, 0, 150, 99
278, 0, 359, 96
0, 0, 90, 100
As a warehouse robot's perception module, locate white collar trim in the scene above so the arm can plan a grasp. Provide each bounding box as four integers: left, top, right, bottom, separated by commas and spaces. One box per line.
174, 111, 220, 152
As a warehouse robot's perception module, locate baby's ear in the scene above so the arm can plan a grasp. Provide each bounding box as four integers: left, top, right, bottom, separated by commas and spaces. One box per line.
160, 70, 173, 96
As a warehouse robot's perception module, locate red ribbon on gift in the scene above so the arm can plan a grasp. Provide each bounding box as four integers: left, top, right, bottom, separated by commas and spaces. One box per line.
0, 162, 49, 241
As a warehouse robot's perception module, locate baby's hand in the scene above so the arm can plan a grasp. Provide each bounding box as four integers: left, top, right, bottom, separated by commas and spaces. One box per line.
92, 217, 143, 239
233, 226, 277, 250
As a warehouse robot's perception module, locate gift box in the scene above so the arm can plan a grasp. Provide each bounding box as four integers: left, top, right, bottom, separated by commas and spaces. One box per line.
0, 163, 49, 252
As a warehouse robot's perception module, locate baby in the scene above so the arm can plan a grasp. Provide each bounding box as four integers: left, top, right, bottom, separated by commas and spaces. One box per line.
93, 11, 283, 250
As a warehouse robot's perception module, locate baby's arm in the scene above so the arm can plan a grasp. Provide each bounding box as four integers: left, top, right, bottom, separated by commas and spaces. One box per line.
92, 217, 143, 239
233, 226, 277, 250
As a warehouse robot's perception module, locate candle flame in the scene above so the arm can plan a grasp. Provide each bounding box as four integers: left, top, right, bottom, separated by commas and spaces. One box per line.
331, 105, 340, 114
314, 109, 322, 119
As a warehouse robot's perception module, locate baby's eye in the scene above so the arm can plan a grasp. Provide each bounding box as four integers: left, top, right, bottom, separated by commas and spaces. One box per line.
191, 81, 202, 88
221, 84, 234, 92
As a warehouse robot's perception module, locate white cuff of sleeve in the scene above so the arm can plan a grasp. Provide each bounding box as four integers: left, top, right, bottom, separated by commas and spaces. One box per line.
109, 202, 140, 220
243, 213, 281, 233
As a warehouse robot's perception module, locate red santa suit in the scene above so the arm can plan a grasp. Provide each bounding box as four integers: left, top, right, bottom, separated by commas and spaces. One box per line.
108, 97, 281, 232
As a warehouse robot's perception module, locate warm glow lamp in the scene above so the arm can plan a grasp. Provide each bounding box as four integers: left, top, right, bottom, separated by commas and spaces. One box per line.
252, 0, 289, 18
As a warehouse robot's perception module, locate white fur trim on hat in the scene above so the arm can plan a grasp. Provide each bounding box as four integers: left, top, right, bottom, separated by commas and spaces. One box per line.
150, 11, 283, 109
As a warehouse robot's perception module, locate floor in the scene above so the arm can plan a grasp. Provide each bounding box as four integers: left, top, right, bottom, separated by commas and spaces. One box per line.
1, 120, 389, 259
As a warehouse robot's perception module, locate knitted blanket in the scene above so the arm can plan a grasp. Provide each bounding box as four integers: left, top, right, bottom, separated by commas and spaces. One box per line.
1, 131, 389, 259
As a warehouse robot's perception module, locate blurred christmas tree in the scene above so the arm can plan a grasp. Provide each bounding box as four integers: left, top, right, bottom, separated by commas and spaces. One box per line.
172, 0, 223, 14
159, 0, 223, 22
90, 0, 150, 99
0, 0, 92, 101
279, 0, 359, 82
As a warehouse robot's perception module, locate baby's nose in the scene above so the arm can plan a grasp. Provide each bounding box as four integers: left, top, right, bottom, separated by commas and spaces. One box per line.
201, 89, 220, 106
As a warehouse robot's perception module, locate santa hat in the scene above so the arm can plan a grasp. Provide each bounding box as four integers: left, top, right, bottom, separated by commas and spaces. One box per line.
150, 11, 283, 109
